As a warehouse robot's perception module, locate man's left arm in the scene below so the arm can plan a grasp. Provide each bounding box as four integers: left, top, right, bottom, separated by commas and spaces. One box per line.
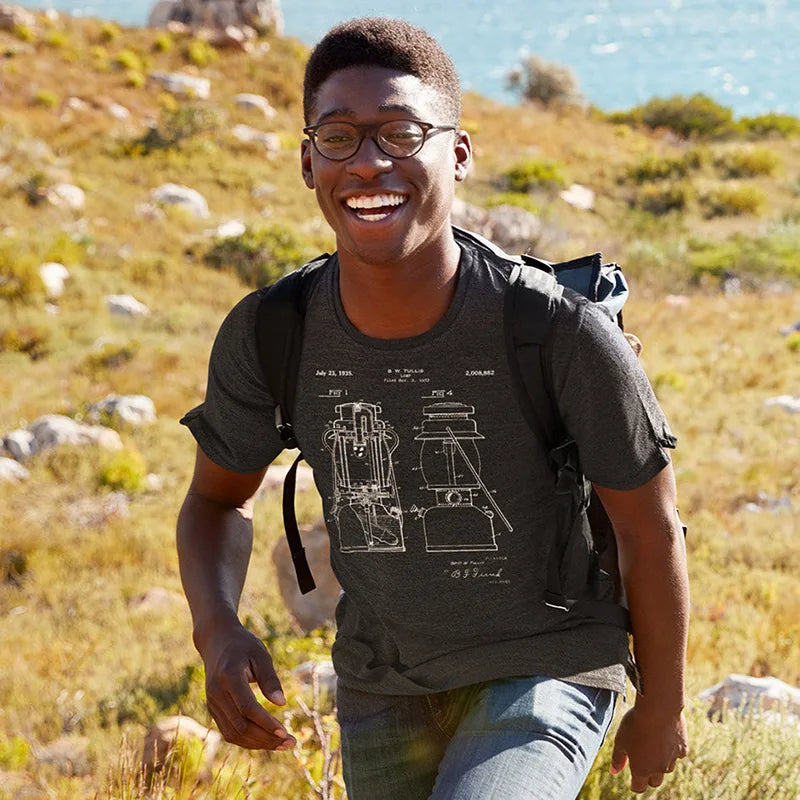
593, 463, 690, 794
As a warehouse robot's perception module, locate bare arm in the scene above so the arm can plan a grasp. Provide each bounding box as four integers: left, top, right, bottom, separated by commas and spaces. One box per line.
177, 446, 296, 751
593, 463, 690, 793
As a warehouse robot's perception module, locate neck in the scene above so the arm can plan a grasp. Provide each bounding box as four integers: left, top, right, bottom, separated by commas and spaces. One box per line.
337, 231, 462, 339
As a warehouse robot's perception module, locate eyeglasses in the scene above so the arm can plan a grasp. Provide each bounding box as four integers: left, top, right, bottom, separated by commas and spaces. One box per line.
303, 119, 457, 161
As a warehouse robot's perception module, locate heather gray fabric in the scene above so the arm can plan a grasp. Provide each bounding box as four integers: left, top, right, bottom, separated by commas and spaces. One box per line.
181, 240, 676, 696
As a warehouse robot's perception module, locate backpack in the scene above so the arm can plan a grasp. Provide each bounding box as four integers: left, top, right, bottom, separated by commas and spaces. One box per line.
255, 226, 651, 684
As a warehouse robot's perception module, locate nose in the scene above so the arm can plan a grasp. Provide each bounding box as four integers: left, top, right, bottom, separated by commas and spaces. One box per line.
345, 134, 393, 180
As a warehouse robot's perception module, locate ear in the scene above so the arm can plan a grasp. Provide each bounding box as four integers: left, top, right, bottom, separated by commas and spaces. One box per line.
453, 129, 472, 183
301, 138, 315, 189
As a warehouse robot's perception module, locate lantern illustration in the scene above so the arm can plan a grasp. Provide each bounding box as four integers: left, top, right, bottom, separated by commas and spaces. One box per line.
322, 402, 405, 553
414, 402, 512, 552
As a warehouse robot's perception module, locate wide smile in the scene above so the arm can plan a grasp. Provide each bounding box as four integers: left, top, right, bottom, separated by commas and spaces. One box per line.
343, 192, 409, 223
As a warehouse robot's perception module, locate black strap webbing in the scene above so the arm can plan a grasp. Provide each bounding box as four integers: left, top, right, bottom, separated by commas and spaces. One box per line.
283, 452, 316, 594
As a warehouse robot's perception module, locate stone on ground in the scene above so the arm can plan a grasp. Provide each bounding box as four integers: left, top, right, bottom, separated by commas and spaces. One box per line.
142, 715, 221, 777
90, 394, 157, 426
151, 182, 210, 218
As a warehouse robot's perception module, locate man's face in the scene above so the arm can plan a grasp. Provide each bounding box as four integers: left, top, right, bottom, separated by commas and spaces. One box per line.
301, 65, 471, 267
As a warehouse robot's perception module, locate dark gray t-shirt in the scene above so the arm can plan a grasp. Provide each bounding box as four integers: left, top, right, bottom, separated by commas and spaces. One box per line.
182, 240, 676, 696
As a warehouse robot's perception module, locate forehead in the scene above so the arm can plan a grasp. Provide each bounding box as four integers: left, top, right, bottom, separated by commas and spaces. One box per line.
311, 65, 443, 124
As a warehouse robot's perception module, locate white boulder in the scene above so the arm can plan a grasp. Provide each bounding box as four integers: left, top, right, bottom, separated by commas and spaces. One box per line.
142, 715, 221, 777
292, 660, 337, 709
39, 262, 69, 298
559, 183, 595, 211
0, 457, 29, 482
107, 294, 151, 317
4, 429, 35, 460
108, 102, 131, 121
451, 197, 541, 255
0, 4, 36, 31
28, 415, 123, 453
231, 124, 281, 153
48, 183, 86, 211
764, 395, 800, 414
149, 71, 210, 100
151, 182, 210, 218
214, 219, 246, 239
699, 674, 800, 722
235, 93, 276, 118
90, 394, 156, 426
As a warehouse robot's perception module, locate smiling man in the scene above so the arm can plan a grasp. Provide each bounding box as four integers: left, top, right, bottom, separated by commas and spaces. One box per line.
177, 18, 689, 800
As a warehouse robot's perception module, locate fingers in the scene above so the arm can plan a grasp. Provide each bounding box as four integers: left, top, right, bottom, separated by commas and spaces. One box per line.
248, 656, 287, 706
609, 745, 628, 775
630, 772, 664, 793
208, 695, 296, 751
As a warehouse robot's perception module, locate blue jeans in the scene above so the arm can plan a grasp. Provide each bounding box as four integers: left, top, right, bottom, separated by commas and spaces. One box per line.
337, 677, 616, 800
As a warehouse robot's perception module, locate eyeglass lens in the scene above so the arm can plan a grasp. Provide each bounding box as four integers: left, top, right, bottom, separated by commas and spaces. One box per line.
313, 120, 426, 159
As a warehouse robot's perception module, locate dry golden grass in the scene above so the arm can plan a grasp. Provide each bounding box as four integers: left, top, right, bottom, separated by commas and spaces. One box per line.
1, 10, 798, 799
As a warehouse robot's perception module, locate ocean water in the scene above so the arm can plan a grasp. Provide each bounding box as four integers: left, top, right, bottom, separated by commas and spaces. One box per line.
14, 0, 800, 117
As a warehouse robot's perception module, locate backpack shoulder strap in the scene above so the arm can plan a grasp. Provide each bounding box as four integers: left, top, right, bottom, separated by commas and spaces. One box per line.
253, 253, 331, 596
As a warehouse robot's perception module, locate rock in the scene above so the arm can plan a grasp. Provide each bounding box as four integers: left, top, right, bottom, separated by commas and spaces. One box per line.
142, 715, 221, 777
291, 660, 337, 708
145, 472, 164, 492
66, 97, 90, 112
764, 395, 800, 414
271, 518, 340, 633
231, 124, 281, 153
28, 415, 123, 454
149, 71, 211, 100
146, 0, 284, 35
780, 320, 800, 336
107, 293, 151, 317
210, 24, 254, 51
152, 182, 210, 218
451, 197, 541, 254
3, 429, 35, 460
130, 586, 185, 613
259, 462, 315, 494
68, 491, 129, 528
559, 183, 595, 211
235, 93, 276, 118
47, 183, 85, 211
39, 262, 69, 298
0, 3, 36, 31
0, 457, 29, 482
107, 102, 131, 121
665, 294, 691, 308
699, 674, 800, 723
213, 219, 246, 239
35, 735, 90, 776
89, 394, 157, 426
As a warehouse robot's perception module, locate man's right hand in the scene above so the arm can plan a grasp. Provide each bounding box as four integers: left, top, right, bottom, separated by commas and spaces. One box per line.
198, 621, 297, 751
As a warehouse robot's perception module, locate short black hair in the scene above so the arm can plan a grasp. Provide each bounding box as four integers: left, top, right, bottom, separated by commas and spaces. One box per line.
303, 17, 461, 125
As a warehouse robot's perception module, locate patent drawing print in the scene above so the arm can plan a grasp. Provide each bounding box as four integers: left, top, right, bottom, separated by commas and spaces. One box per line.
322, 401, 405, 553
412, 401, 513, 552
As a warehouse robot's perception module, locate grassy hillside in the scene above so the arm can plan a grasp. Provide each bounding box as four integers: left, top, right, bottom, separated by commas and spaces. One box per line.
1, 10, 798, 799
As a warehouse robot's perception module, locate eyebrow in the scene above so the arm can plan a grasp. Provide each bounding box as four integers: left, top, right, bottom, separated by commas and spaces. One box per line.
314, 103, 420, 124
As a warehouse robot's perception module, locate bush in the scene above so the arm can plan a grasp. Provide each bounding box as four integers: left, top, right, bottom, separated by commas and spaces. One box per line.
43, 30, 69, 49
700, 184, 766, 218
125, 69, 146, 89
714, 147, 781, 178
738, 112, 800, 139
625, 151, 704, 183
507, 55, 582, 106
98, 21, 120, 43
204, 224, 312, 287
502, 158, 568, 192
33, 89, 59, 109
634, 182, 693, 215
0, 735, 31, 770
0, 325, 51, 359
612, 93, 734, 139
113, 48, 144, 72
99, 448, 147, 493
80, 340, 140, 373
186, 38, 218, 67
153, 32, 173, 53
485, 192, 541, 214
0, 244, 42, 300
127, 105, 223, 154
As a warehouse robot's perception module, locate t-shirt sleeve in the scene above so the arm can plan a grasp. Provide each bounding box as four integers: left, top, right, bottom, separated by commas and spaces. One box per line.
180, 290, 285, 472
551, 295, 677, 490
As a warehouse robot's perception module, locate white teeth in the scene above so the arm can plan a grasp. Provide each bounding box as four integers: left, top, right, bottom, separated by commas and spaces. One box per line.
345, 193, 407, 210
359, 212, 390, 221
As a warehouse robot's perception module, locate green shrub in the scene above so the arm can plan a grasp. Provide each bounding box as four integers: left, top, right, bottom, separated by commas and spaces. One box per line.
113, 48, 144, 72
13, 23, 35, 42
204, 223, 312, 287
714, 147, 781, 178
43, 30, 69, 49
0, 244, 42, 300
700, 184, 766, 218
153, 32, 174, 53
738, 112, 800, 139
99, 448, 147, 493
634, 181, 693, 215
80, 340, 140, 373
186, 38, 218, 67
625, 151, 704, 183
33, 89, 59, 109
484, 192, 541, 214
786, 332, 800, 352
127, 105, 223, 154
98, 21, 120, 43
0, 735, 31, 770
0, 325, 51, 359
612, 93, 734, 139
507, 55, 582, 106
125, 69, 146, 89
45, 232, 87, 266
502, 157, 568, 192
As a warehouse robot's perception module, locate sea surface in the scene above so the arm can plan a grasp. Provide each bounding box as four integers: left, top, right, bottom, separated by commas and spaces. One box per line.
13, 0, 800, 117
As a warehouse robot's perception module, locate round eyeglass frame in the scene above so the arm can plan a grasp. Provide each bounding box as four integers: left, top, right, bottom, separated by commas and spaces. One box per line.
303, 119, 458, 161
